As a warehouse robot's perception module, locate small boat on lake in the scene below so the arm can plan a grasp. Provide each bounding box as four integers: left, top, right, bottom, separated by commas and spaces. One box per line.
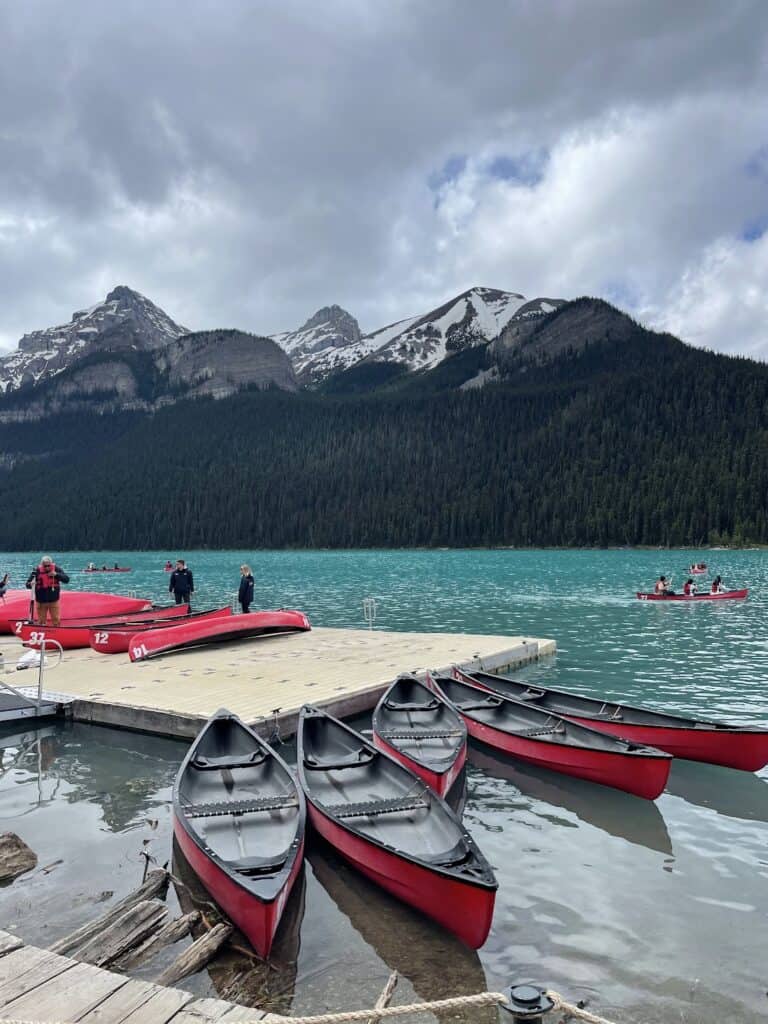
637, 589, 747, 601
453, 666, 768, 772
689, 564, 708, 575
427, 671, 672, 800
18, 604, 194, 650
89, 606, 233, 653
371, 674, 466, 796
81, 567, 132, 573
297, 705, 497, 948
128, 609, 311, 661
173, 709, 305, 959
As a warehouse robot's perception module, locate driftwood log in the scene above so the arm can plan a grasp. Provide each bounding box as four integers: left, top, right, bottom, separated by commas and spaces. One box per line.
50, 867, 169, 955
156, 921, 233, 986
72, 898, 169, 967
0, 832, 37, 882
117, 909, 202, 969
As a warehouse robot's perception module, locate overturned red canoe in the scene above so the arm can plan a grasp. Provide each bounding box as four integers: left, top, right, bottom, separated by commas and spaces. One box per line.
372, 674, 466, 797
128, 609, 311, 661
453, 666, 768, 772
427, 672, 671, 800
18, 605, 193, 651
0, 591, 151, 634
89, 607, 233, 654
173, 709, 305, 958
636, 589, 747, 601
297, 705, 497, 948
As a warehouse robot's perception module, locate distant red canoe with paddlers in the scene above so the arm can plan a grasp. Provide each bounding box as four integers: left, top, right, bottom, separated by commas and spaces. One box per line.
636, 589, 747, 601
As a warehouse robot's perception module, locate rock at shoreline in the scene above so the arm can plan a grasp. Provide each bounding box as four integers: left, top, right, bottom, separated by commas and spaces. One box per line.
0, 832, 38, 882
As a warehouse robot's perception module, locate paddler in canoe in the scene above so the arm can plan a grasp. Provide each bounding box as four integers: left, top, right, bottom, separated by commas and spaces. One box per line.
711, 575, 723, 594
683, 578, 696, 596
654, 575, 674, 596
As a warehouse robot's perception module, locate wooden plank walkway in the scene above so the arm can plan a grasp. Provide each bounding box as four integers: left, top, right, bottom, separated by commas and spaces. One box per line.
0, 928, 268, 1023
34, 626, 555, 738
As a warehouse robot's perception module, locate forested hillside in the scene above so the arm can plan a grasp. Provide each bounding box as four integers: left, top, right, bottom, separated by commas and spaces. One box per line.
1, 316, 766, 550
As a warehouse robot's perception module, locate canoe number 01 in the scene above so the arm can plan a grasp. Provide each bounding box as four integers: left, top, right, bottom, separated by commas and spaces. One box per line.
132, 642, 149, 659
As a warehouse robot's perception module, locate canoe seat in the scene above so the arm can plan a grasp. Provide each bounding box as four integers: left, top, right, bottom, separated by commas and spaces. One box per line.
456, 697, 503, 711
384, 699, 441, 712
324, 795, 430, 819
184, 795, 298, 818
192, 750, 268, 771
519, 689, 546, 700
303, 748, 376, 771
377, 729, 464, 740
593, 705, 623, 720
517, 724, 566, 738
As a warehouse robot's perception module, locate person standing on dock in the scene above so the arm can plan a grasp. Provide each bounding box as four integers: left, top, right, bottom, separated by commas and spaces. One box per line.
0, 571, 8, 599
25, 556, 69, 625
169, 558, 194, 608
238, 564, 254, 613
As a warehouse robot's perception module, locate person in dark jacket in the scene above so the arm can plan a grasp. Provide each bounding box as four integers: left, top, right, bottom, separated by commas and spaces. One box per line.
238, 564, 254, 614
26, 556, 70, 625
169, 559, 194, 607
0, 571, 8, 599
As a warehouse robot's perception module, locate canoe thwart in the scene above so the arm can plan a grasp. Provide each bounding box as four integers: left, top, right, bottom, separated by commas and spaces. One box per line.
323, 795, 430, 819
303, 748, 377, 771
383, 698, 441, 712
455, 697, 504, 711
182, 795, 299, 818
192, 751, 269, 771
376, 729, 465, 740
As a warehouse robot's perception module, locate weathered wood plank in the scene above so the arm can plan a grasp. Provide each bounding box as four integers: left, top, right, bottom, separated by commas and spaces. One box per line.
79, 976, 194, 1024
117, 910, 201, 970
0, 945, 54, 988
218, 1006, 270, 1021
51, 868, 169, 955
156, 922, 232, 987
0, 930, 23, 956
0, 949, 75, 1007
2, 958, 128, 1019
73, 898, 169, 968
170, 995, 248, 1023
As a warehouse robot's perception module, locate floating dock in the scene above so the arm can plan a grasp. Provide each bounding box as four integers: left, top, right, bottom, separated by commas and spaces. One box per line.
0, 928, 265, 1023
3, 627, 555, 739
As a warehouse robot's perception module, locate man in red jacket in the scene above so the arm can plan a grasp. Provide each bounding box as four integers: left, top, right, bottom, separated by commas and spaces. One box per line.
26, 556, 70, 625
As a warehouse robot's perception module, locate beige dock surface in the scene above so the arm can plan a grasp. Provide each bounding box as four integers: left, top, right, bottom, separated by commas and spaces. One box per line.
0, 928, 268, 1023
31, 626, 555, 737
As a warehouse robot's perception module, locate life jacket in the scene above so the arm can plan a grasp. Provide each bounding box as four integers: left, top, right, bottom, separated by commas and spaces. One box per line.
683, 582, 693, 595
36, 564, 58, 590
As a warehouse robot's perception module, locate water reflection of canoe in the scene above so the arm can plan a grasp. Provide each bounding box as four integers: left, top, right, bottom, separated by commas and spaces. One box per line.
307, 845, 495, 1023
173, 838, 304, 1016
468, 741, 673, 858
666, 759, 768, 824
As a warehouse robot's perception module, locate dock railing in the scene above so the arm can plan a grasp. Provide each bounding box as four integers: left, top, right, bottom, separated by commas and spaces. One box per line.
0, 636, 64, 715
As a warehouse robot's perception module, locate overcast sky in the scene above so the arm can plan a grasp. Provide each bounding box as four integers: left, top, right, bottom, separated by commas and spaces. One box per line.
1, 0, 767, 358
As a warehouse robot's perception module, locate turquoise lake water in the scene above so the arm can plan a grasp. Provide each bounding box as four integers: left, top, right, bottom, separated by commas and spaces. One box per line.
0, 548, 766, 1022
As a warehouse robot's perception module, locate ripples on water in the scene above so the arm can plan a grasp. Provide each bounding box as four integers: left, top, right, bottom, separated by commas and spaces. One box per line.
0, 549, 766, 1022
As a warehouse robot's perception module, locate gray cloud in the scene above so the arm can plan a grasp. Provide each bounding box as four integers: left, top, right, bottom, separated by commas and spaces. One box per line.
1, 0, 767, 356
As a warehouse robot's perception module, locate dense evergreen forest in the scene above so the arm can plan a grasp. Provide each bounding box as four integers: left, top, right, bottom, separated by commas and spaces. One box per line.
0, 321, 767, 549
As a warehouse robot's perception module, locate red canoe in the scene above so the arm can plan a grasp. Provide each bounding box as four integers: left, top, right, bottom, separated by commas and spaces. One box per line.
453, 666, 768, 772
427, 672, 671, 800
689, 568, 707, 575
89, 607, 233, 654
637, 589, 747, 601
297, 705, 497, 948
371, 674, 467, 797
128, 609, 311, 662
18, 605, 194, 650
173, 709, 305, 958
0, 591, 151, 634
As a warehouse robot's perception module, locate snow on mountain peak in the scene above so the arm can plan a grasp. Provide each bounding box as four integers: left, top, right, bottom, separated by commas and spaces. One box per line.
272, 304, 362, 362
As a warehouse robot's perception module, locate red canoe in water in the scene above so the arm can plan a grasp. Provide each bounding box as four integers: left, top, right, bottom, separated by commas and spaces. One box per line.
0, 591, 151, 634
81, 567, 132, 573
128, 609, 311, 661
89, 607, 233, 654
173, 709, 305, 959
18, 604, 194, 651
371, 674, 467, 797
636, 589, 747, 601
427, 671, 672, 800
297, 705, 497, 948
453, 666, 768, 772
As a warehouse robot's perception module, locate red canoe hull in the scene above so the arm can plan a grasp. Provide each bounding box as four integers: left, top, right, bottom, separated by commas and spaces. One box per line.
306, 803, 494, 948
173, 816, 304, 959
372, 733, 466, 797
18, 605, 194, 650
89, 607, 233, 654
128, 610, 311, 661
81, 568, 132, 573
564, 718, 768, 772
636, 590, 747, 601
0, 592, 151, 634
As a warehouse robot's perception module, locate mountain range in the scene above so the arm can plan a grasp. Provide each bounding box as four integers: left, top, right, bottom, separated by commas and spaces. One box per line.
0, 284, 564, 416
